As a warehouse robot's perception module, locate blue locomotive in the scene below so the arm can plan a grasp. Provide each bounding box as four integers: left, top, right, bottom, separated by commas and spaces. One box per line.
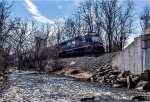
59, 33, 105, 57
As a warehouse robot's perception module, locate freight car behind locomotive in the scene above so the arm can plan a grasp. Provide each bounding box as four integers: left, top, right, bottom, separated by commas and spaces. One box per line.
59, 33, 104, 57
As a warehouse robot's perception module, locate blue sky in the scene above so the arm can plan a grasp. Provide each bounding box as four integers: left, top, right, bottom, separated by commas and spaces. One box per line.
6, 0, 150, 44
9, 0, 148, 24
11, 0, 80, 24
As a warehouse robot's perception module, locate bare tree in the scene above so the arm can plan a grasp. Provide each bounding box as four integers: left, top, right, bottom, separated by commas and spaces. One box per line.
53, 20, 64, 44
79, 0, 94, 33
100, 0, 134, 52
10, 18, 32, 69
63, 17, 76, 39
93, 0, 103, 42
0, 0, 14, 48
0, 0, 16, 71
74, 11, 82, 35
54, 0, 135, 53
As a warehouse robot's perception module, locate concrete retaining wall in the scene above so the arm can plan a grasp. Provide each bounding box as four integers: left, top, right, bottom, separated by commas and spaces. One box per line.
142, 34, 150, 70
112, 34, 150, 74
112, 36, 144, 74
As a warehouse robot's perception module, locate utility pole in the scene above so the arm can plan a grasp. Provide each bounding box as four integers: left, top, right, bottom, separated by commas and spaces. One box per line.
141, 16, 150, 34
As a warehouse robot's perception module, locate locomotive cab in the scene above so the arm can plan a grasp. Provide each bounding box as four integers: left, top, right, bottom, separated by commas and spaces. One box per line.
85, 34, 104, 53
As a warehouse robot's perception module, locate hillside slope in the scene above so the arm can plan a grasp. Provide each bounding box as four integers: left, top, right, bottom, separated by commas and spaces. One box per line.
60, 52, 118, 72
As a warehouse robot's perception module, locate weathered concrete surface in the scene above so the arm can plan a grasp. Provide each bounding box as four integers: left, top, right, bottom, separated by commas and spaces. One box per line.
112, 34, 150, 74
142, 34, 150, 71
112, 36, 143, 74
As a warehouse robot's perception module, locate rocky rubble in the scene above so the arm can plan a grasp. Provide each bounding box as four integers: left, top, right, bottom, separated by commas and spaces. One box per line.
46, 53, 150, 101
130, 95, 150, 101
85, 65, 150, 101
87, 65, 150, 91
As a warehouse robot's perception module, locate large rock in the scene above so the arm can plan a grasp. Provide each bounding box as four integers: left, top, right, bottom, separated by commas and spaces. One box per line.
117, 71, 131, 78
132, 76, 140, 88
112, 70, 121, 75
130, 96, 150, 101
0, 76, 4, 81
136, 81, 150, 90
122, 71, 131, 78
116, 78, 127, 83
122, 71, 131, 77
98, 71, 106, 76
95, 76, 106, 83
117, 73, 123, 79
113, 78, 127, 87
98, 69, 110, 76
144, 69, 150, 73
109, 75, 117, 80
127, 76, 132, 89
107, 71, 113, 75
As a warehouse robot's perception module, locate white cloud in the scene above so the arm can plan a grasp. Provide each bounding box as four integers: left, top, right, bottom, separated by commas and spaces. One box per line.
24, 0, 54, 24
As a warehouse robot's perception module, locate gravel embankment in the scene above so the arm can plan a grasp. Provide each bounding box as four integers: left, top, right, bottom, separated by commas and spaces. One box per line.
60, 52, 118, 72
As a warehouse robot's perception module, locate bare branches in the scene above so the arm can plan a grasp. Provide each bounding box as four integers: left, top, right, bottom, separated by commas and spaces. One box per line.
62, 0, 135, 52
0, 0, 135, 70
0, 0, 15, 70
0, 0, 14, 49
141, 5, 150, 17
